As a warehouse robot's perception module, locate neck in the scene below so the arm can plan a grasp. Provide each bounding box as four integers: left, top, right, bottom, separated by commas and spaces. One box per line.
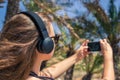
31, 55, 43, 75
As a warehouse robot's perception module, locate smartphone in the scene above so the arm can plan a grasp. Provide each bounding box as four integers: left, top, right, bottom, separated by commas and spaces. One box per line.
88, 42, 101, 51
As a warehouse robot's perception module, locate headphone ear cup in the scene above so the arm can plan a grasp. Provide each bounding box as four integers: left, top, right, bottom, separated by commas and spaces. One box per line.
37, 37, 54, 54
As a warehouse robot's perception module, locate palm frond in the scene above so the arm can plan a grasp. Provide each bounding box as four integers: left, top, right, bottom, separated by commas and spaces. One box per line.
118, 8, 120, 20
90, 54, 103, 73
116, 23, 120, 34
34, 0, 85, 42
84, 3, 112, 34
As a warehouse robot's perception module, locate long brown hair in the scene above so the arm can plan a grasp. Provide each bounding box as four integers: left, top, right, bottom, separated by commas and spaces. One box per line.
0, 14, 40, 80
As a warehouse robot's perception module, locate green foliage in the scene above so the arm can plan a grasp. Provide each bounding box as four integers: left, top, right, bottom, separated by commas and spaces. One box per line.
78, 53, 103, 75
116, 23, 120, 34
22, 0, 120, 79
22, 0, 40, 11
84, 3, 111, 35
83, 0, 120, 40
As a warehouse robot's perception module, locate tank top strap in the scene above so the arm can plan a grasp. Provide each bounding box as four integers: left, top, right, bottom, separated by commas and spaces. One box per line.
29, 71, 54, 80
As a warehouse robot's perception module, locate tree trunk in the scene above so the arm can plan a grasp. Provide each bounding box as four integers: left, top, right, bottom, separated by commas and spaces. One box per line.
5, 0, 20, 22
112, 43, 120, 80
64, 44, 75, 80
82, 72, 93, 80
40, 61, 47, 70
64, 65, 75, 80
0, 0, 4, 8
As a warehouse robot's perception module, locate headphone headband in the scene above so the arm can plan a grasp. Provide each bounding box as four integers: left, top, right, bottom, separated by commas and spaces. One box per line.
20, 11, 54, 53
20, 11, 49, 39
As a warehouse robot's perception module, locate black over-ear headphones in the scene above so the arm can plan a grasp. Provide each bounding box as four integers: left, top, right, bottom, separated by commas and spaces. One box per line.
20, 11, 54, 54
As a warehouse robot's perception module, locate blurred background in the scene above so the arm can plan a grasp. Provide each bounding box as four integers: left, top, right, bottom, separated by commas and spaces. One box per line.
0, 0, 120, 80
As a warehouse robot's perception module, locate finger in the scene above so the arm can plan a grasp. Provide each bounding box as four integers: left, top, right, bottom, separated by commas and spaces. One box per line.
103, 39, 107, 43
80, 53, 84, 56
85, 40, 89, 46
83, 52, 89, 57
83, 46, 88, 49
82, 40, 89, 46
84, 48, 88, 52
100, 39, 104, 44
81, 41, 86, 46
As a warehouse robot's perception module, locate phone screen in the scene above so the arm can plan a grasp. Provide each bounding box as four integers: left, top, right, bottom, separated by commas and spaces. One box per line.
88, 42, 101, 51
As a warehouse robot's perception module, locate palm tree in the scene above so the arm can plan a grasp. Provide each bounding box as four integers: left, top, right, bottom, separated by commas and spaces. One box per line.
5, 0, 20, 22
81, 0, 120, 79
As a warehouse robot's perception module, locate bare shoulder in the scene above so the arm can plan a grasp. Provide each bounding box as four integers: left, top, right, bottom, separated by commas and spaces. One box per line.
26, 76, 41, 80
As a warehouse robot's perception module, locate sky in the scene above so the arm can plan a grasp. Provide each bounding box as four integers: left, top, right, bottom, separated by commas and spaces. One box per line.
0, 0, 120, 30
56, 0, 120, 18
0, 0, 27, 30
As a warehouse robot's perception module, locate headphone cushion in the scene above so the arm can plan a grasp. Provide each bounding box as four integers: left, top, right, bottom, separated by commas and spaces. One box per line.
37, 37, 54, 53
